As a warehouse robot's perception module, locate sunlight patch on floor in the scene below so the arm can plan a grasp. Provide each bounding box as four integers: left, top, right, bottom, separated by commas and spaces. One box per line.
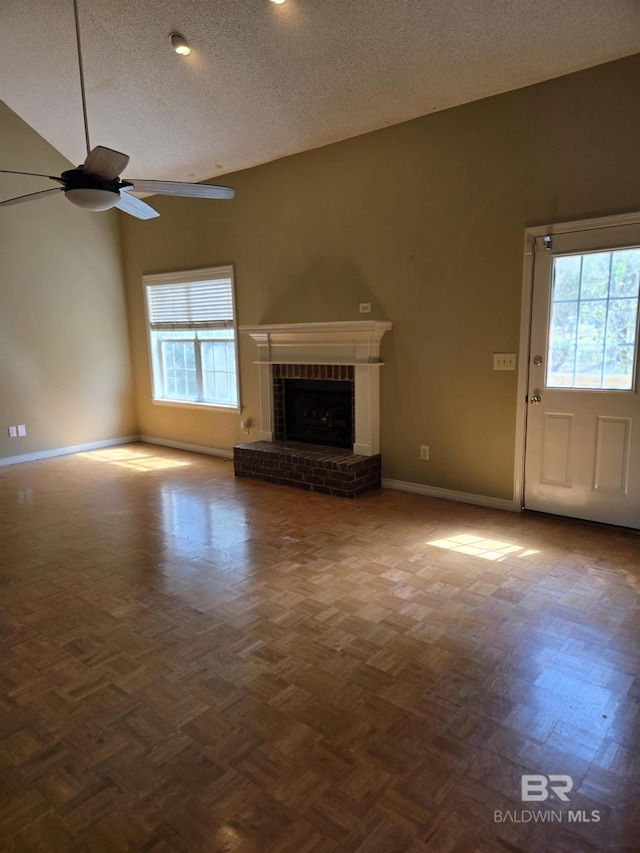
79, 447, 191, 471
427, 533, 539, 561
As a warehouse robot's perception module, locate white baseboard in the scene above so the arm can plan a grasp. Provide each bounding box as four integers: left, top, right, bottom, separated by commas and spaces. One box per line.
140, 435, 234, 460
0, 435, 140, 468
381, 477, 519, 512
1, 439, 517, 511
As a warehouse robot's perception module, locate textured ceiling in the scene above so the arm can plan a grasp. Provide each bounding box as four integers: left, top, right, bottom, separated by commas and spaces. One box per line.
1, 0, 639, 186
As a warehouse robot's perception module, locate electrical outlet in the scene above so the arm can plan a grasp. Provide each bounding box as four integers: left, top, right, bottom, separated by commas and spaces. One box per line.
17, 424, 26, 437
8, 426, 17, 438
420, 445, 429, 461
359, 302, 372, 314
493, 353, 516, 371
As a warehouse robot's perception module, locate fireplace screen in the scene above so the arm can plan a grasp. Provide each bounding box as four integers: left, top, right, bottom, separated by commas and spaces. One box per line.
284, 378, 353, 448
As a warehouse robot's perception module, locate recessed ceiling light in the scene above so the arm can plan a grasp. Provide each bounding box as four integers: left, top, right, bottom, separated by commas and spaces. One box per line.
269, 0, 287, 5
169, 33, 191, 56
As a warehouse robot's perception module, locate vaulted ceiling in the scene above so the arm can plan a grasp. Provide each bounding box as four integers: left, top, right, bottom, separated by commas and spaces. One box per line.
2, 0, 639, 184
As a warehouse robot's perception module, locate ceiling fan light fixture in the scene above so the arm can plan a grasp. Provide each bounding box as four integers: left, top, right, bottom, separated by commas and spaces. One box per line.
65, 187, 120, 211
169, 33, 191, 55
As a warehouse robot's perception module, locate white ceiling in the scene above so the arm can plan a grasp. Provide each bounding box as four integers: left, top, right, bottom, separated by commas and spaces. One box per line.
1, 0, 639, 185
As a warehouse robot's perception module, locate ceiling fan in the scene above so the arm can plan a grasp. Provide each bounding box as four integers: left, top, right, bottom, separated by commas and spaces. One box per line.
0, 1, 234, 220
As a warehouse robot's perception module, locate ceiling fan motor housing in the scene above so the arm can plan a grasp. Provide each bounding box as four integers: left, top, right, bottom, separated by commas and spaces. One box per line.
62, 167, 121, 211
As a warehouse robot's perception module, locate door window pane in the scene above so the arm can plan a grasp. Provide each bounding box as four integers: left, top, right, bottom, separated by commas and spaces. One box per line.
547, 247, 640, 390
611, 248, 640, 297
580, 252, 611, 300
552, 255, 581, 300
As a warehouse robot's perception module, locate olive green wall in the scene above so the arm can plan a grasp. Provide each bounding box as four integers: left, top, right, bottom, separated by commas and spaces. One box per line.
120, 56, 639, 500
0, 103, 137, 460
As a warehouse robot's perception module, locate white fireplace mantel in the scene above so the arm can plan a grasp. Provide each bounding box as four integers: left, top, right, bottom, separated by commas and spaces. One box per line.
240, 321, 392, 456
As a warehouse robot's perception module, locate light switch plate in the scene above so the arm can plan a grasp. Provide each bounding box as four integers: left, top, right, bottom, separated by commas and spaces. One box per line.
493, 353, 516, 371
17, 424, 26, 436
8, 426, 18, 438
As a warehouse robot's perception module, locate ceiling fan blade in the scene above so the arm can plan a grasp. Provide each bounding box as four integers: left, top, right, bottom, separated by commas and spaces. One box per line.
83, 146, 130, 180
125, 179, 235, 200
0, 188, 64, 207
0, 169, 62, 181
115, 190, 160, 220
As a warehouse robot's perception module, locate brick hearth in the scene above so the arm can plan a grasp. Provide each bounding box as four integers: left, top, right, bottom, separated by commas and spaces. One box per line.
233, 440, 381, 498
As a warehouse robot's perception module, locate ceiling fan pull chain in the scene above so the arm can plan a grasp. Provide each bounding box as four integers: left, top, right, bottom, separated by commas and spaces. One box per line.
73, 0, 91, 157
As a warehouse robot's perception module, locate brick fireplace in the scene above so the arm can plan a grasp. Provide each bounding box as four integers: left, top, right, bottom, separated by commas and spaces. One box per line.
273, 363, 354, 448
234, 321, 392, 497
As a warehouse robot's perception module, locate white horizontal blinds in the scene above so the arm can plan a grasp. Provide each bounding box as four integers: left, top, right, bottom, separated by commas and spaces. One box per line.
147, 276, 234, 330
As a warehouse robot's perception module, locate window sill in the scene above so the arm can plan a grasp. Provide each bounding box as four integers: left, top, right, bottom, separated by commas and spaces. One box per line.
151, 399, 242, 414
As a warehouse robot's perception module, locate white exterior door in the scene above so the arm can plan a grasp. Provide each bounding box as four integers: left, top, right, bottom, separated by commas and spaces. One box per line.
524, 222, 640, 528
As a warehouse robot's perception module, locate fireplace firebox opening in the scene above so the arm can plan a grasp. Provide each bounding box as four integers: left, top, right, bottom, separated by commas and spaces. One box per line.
284, 378, 353, 448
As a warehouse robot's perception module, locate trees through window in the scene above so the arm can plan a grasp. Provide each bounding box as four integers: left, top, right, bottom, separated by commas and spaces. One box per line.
547, 248, 640, 390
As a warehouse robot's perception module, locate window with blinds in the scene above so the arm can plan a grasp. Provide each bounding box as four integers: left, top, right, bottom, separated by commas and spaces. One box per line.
143, 266, 240, 409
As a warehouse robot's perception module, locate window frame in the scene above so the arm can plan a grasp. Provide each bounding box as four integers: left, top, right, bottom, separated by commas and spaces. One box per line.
545, 247, 640, 392
142, 265, 242, 412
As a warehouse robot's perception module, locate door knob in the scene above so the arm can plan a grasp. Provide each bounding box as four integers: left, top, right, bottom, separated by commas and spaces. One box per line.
530, 395, 541, 405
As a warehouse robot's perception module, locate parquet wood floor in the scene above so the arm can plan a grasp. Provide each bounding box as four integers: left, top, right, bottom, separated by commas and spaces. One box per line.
1, 444, 638, 852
